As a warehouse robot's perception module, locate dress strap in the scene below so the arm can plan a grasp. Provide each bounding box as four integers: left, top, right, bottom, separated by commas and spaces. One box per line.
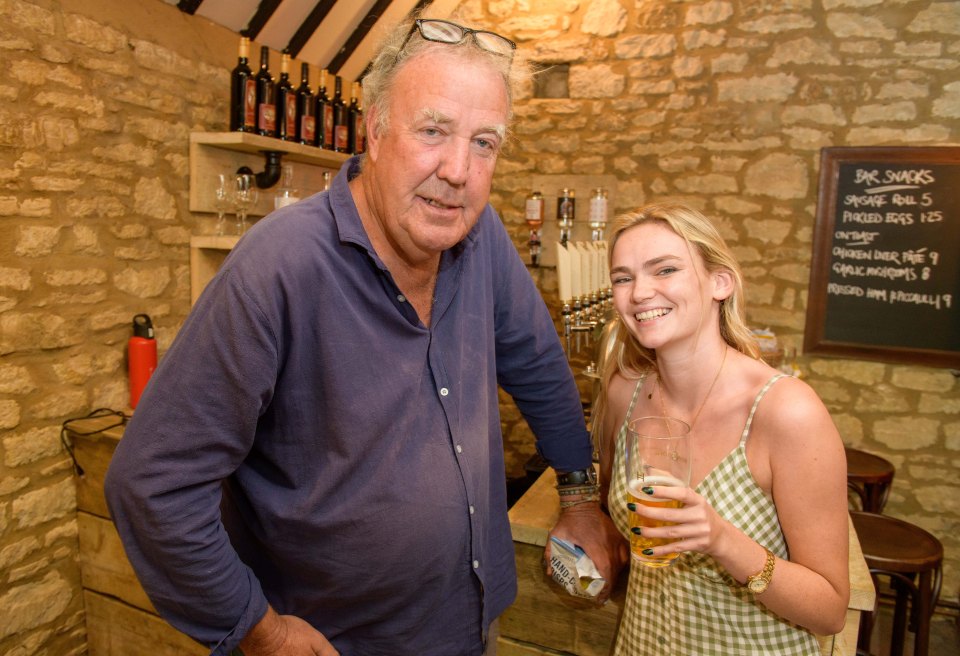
739, 374, 789, 446
625, 376, 646, 423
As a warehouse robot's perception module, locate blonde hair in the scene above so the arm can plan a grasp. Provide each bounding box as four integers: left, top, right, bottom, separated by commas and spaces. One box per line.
591, 202, 760, 448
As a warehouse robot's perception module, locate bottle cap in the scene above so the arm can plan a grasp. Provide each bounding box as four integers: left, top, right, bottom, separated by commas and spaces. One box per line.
132, 314, 154, 339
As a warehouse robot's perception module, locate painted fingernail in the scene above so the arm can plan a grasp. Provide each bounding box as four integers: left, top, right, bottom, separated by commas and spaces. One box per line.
642, 548, 654, 556
642, 487, 654, 495
627, 502, 637, 511
631, 527, 642, 535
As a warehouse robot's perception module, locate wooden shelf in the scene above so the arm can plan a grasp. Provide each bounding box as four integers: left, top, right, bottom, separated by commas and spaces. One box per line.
188, 131, 348, 217
189, 235, 240, 304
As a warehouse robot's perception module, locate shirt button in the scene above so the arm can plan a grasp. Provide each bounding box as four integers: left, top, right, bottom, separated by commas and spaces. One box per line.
397, 294, 406, 302
439, 387, 449, 396
469, 505, 475, 515
473, 560, 480, 569
455, 444, 463, 454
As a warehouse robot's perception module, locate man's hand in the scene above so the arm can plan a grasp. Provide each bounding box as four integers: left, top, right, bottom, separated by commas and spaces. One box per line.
546, 502, 628, 604
239, 605, 339, 655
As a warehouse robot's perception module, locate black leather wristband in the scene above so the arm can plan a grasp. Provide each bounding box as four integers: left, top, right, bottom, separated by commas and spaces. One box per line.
556, 467, 597, 487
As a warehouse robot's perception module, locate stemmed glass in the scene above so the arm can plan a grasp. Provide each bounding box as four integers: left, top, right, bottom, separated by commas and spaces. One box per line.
214, 173, 232, 236
233, 173, 259, 234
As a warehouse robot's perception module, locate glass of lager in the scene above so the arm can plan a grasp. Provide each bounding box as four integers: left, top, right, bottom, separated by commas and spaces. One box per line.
625, 416, 692, 567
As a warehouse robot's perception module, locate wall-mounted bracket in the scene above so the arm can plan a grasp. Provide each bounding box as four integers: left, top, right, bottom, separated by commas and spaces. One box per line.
236, 150, 284, 189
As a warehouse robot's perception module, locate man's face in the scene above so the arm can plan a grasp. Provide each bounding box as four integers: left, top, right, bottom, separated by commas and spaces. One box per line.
362, 49, 509, 263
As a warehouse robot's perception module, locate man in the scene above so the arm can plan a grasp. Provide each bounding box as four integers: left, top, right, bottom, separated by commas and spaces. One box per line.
105, 13, 625, 656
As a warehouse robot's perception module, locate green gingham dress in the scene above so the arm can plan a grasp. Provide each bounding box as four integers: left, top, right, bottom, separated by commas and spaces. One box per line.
609, 374, 820, 655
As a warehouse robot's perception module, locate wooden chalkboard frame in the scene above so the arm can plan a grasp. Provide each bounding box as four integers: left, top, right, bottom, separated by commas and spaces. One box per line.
804, 146, 960, 369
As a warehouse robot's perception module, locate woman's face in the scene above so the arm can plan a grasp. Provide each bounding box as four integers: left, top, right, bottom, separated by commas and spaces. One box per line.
609, 222, 722, 353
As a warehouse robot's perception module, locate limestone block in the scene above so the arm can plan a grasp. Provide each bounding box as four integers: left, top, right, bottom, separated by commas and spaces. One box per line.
29, 175, 83, 192
0, 364, 36, 394
891, 368, 957, 393
769, 37, 840, 66
873, 416, 939, 450
112, 266, 171, 298
11, 218, 55, 253
3, 425, 62, 468
0, 399, 21, 429
746, 278, 775, 301
852, 101, 916, 123
627, 79, 675, 95
0, 312, 80, 354
43, 269, 108, 287
717, 73, 798, 103
784, 126, 832, 150
28, 389, 88, 420
945, 422, 960, 451
11, 478, 76, 529
612, 156, 638, 175
714, 196, 761, 214
894, 41, 942, 57
569, 64, 624, 97
115, 242, 163, 261
572, 156, 605, 174
629, 110, 666, 127
919, 393, 960, 415
126, 116, 190, 145
0, 267, 31, 291
674, 173, 737, 194
743, 218, 791, 245
0, 536, 40, 570
744, 153, 808, 199
616, 180, 645, 209
92, 143, 157, 167
9, 0, 55, 36
133, 177, 177, 222
672, 56, 703, 78
63, 13, 127, 53
525, 37, 593, 63
685, 1, 733, 26
830, 413, 865, 443
846, 124, 951, 143
71, 225, 102, 255
40, 44, 72, 64
34, 91, 105, 117
711, 155, 746, 172
907, 3, 960, 36
582, 0, 627, 37
0, 571, 72, 640
658, 155, 699, 172
614, 33, 676, 59
683, 29, 726, 50
155, 226, 191, 246
932, 81, 960, 118
807, 380, 853, 405
826, 14, 896, 40
809, 359, 886, 385
854, 384, 911, 413
782, 103, 847, 126
742, 14, 815, 34
914, 485, 960, 514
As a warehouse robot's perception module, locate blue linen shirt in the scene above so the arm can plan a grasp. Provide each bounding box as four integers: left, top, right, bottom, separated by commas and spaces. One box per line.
105, 157, 591, 656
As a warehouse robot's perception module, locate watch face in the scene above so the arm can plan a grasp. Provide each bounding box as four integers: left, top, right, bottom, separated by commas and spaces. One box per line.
748, 578, 768, 594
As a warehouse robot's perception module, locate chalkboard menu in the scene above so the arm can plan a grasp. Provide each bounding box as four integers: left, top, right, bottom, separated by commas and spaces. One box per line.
804, 146, 960, 368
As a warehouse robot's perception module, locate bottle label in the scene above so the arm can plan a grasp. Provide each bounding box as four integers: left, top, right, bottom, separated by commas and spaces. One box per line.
243, 79, 257, 129
301, 116, 316, 143
285, 101, 297, 138
323, 106, 334, 146
354, 114, 364, 153
525, 198, 544, 225
259, 104, 276, 133
335, 125, 348, 151
589, 197, 607, 226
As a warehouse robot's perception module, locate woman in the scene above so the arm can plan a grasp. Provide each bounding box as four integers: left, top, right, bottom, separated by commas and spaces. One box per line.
594, 203, 849, 654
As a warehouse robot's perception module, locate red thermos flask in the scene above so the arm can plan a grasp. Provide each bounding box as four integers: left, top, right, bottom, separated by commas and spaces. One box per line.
128, 314, 157, 409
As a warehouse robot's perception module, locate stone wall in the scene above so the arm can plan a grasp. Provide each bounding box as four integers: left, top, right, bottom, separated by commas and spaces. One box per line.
1, 0, 958, 653
0, 0, 238, 652
473, 0, 960, 613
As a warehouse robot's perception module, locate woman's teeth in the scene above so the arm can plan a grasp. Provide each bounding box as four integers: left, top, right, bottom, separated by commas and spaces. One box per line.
635, 308, 670, 322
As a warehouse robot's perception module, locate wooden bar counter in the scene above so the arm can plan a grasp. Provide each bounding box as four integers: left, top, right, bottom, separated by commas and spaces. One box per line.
498, 469, 876, 656
68, 415, 206, 655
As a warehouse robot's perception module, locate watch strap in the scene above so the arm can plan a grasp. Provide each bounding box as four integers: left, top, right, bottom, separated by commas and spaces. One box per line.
745, 548, 776, 593
555, 467, 597, 487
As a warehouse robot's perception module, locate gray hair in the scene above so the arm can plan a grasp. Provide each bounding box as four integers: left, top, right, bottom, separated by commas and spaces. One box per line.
361, 10, 530, 143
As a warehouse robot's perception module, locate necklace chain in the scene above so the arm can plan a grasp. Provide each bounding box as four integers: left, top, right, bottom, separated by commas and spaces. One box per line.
655, 347, 728, 430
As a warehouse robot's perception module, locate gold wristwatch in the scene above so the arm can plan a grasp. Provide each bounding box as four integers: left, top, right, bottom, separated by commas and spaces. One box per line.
745, 548, 776, 594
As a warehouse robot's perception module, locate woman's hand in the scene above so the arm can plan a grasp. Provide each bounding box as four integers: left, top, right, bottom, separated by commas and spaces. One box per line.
626, 484, 730, 559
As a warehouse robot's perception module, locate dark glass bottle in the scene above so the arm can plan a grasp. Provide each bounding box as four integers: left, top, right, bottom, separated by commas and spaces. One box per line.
315, 69, 333, 150
276, 51, 296, 141
230, 36, 255, 132
332, 75, 348, 153
255, 46, 276, 137
296, 63, 316, 146
347, 81, 362, 155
